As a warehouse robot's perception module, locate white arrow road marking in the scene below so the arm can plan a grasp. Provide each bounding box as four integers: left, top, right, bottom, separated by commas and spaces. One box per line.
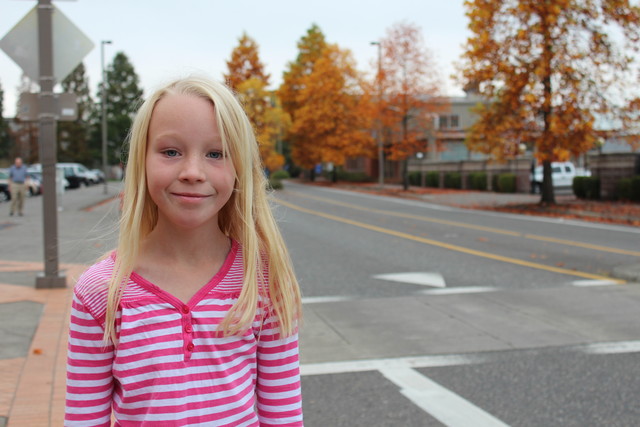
379, 366, 511, 427
373, 272, 446, 287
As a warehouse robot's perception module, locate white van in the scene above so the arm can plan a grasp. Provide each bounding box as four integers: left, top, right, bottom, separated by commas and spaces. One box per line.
530, 162, 591, 193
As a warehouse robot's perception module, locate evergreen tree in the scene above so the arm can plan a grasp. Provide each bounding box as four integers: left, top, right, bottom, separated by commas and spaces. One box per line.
58, 63, 95, 165
0, 80, 10, 163
95, 52, 143, 165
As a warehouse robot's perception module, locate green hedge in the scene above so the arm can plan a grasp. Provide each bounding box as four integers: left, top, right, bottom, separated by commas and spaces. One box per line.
444, 172, 462, 189
573, 176, 600, 200
467, 172, 487, 191
494, 173, 517, 193
335, 170, 373, 183
408, 171, 422, 186
268, 178, 283, 190
425, 171, 439, 188
271, 170, 290, 180
616, 176, 640, 201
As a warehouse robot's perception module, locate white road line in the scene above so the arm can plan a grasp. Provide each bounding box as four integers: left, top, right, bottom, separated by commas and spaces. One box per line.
379, 366, 510, 427
300, 354, 483, 376
572, 279, 619, 287
579, 340, 640, 354
420, 286, 496, 295
373, 272, 447, 287
301, 295, 353, 304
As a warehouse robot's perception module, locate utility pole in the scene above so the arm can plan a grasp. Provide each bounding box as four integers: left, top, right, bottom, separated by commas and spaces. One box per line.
36, 0, 66, 288
101, 40, 112, 194
370, 40, 384, 189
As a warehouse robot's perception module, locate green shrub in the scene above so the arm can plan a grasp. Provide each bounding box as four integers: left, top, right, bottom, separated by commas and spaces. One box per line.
495, 173, 517, 193
616, 176, 640, 201
408, 171, 422, 186
632, 176, 640, 202
271, 170, 290, 180
467, 172, 487, 191
425, 171, 439, 188
268, 178, 283, 190
335, 170, 372, 183
573, 176, 600, 200
444, 172, 462, 189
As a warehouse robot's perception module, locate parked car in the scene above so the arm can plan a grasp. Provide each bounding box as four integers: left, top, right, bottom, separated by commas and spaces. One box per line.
0, 169, 10, 202
57, 163, 93, 189
530, 161, 591, 193
27, 172, 42, 196
90, 168, 106, 183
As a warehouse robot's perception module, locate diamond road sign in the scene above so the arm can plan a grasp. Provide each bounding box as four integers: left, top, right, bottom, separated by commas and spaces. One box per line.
0, 4, 94, 83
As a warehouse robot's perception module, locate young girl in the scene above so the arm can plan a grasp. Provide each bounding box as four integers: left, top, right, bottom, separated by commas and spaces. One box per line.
65, 76, 303, 426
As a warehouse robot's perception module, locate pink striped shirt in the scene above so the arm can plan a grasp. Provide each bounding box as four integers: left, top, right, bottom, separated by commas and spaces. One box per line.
65, 240, 303, 426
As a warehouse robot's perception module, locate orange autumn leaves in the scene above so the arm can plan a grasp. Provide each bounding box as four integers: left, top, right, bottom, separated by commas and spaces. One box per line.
225, 23, 444, 173
460, 0, 640, 165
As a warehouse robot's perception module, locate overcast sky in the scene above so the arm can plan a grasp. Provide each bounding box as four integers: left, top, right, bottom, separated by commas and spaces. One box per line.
1, 0, 470, 117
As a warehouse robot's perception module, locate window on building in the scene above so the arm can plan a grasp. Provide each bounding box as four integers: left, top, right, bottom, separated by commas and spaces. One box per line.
439, 115, 460, 129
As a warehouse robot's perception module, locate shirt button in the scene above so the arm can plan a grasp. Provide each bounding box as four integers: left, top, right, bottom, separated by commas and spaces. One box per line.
182, 305, 190, 314
185, 325, 193, 333
186, 342, 194, 351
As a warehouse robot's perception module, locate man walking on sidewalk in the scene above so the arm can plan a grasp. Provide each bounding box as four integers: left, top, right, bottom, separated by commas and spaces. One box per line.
9, 157, 27, 216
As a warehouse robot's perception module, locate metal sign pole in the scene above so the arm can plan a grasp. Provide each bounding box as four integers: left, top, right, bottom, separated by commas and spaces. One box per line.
35, 0, 66, 288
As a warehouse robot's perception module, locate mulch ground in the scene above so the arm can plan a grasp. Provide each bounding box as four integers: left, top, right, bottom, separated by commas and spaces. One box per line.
303, 180, 640, 227
481, 201, 640, 227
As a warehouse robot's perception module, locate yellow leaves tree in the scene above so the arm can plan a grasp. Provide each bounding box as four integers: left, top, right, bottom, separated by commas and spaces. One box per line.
224, 32, 270, 91
225, 33, 287, 172
279, 25, 374, 178
290, 45, 373, 172
377, 21, 446, 189
460, 0, 640, 204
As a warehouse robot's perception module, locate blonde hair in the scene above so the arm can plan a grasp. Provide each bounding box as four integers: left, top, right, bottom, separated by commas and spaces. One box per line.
104, 76, 301, 343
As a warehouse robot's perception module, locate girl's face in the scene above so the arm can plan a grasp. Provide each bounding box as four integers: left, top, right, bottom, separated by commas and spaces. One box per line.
146, 93, 236, 232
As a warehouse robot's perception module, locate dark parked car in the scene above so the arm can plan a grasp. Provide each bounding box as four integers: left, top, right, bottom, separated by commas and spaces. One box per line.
0, 170, 11, 202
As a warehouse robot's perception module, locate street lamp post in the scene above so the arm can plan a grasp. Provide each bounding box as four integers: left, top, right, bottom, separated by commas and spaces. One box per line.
101, 40, 112, 195
370, 41, 384, 188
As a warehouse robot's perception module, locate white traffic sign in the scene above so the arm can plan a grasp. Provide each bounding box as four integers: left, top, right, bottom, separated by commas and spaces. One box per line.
0, 4, 94, 83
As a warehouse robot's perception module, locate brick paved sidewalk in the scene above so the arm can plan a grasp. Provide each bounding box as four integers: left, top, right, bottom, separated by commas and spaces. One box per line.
0, 262, 85, 427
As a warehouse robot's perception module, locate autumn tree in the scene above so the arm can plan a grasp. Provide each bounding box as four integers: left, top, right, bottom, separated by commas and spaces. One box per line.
288, 44, 373, 175
460, 0, 640, 204
225, 33, 287, 171
224, 32, 270, 91
279, 24, 327, 119
58, 63, 94, 165
279, 24, 374, 179
377, 21, 445, 189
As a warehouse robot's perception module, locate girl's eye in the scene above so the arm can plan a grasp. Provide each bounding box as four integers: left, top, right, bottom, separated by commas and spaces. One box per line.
163, 149, 179, 157
207, 151, 223, 159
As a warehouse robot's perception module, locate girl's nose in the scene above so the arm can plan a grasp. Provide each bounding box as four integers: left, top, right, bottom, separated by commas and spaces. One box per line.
179, 156, 206, 182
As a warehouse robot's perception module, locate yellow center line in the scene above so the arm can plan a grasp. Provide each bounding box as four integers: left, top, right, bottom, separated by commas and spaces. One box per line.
276, 198, 626, 284
286, 190, 640, 257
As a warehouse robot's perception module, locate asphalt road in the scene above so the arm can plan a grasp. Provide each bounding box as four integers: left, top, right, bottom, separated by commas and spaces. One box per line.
276, 182, 640, 427
2, 181, 638, 426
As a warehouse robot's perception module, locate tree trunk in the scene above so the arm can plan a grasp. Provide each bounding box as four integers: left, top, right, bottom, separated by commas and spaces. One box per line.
402, 158, 409, 190
539, 9, 556, 205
